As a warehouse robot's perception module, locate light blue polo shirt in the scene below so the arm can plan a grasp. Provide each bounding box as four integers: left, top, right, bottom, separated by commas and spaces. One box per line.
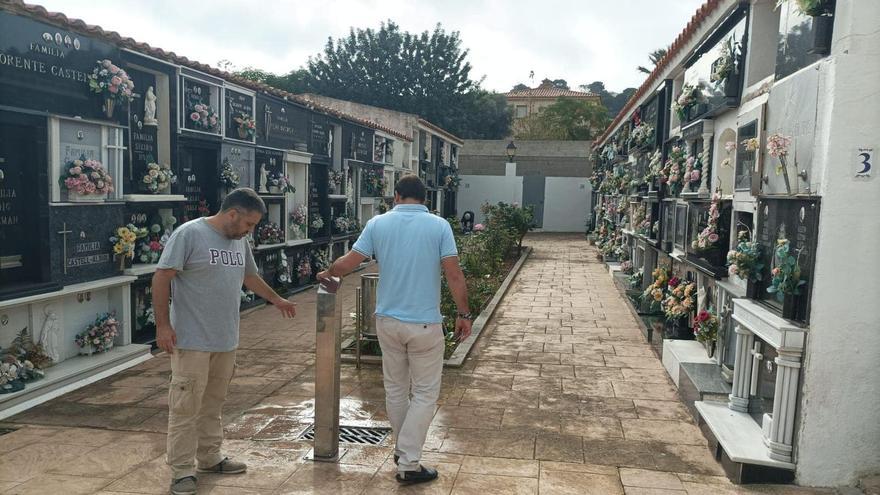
352, 204, 458, 324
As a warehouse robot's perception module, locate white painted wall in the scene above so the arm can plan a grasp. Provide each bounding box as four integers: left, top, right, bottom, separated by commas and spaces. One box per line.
795, 0, 880, 486
457, 164, 523, 224
542, 177, 591, 232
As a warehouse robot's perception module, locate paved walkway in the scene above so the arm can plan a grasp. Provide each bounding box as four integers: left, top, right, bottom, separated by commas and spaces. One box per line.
0, 234, 833, 494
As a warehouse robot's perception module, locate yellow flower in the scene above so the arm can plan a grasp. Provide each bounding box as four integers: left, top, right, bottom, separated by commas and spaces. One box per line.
117, 227, 128, 237
113, 244, 124, 254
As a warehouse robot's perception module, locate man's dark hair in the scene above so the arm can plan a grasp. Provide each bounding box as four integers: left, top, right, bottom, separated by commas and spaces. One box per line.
220, 187, 267, 215
394, 174, 426, 202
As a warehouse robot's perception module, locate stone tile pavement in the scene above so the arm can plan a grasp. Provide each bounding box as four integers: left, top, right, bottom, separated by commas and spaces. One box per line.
0, 234, 838, 494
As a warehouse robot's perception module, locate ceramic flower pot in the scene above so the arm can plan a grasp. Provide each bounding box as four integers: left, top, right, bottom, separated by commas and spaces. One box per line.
78, 342, 113, 356
237, 127, 249, 140
810, 15, 834, 55
781, 293, 799, 321
268, 185, 281, 195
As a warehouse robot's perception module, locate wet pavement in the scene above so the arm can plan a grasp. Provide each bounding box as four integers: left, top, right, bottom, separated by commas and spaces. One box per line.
0, 234, 836, 494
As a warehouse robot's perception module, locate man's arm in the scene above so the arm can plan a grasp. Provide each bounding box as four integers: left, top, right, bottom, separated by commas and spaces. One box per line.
442, 256, 473, 342
317, 250, 368, 281
243, 274, 296, 318
152, 268, 177, 353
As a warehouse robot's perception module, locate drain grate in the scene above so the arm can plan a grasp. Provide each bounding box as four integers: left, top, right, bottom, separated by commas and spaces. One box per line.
298, 425, 391, 445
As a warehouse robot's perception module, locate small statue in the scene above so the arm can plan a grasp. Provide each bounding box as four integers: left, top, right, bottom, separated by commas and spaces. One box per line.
143, 86, 158, 126
460, 211, 475, 233
326, 128, 333, 157
39, 306, 61, 363
258, 164, 268, 193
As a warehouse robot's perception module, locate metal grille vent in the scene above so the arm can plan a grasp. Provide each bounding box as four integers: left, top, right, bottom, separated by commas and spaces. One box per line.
298, 425, 391, 445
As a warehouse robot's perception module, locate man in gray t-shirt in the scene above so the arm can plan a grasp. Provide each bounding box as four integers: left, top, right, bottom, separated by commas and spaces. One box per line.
153, 188, 296, 495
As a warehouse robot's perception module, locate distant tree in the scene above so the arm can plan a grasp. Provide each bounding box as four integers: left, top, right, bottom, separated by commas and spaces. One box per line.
551, 79, 569, 89
511, 83, 529, 91
578, 81, 636, 119
232, 21, 510, 139
637, 48, 668, 74
514, 97, 608, 141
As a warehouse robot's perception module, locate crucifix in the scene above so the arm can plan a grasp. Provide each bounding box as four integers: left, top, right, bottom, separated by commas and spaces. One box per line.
57, 222, 73, 275
263, 105, 272, 140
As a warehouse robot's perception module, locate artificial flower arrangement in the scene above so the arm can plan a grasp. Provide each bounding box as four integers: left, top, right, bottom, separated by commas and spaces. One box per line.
691, 193, 722, 252
87, 59, 134, 114
232, 112, 256, 140
137, 304, 155, 332
0, 358, 24, 393
659, 145, 686, 196
362, 167, 386, 196
720, 141, 737, 169
629, 268, 644, 290
276, 251, 292, 285
289, 204, 308, 237
312, 249, 331, 271
137, 223, 166, 264
267, 172, 295, 194
710, 36, 738, 84
629, 122, 655, 149
671, 83, 705, 122
297, 256, 313, 281
645, 150, 663, 184
767, 237, 806, 301
240, 289, 255, 303
63, 156, 114, 197
662, 276, 696, 322
142, 162, 176, 193
196, 199, 211, 217
620, 260, 634, 275
741, 137, 760, 152
219, 159, 240, 188
776, 0, 834, 16
110, 224, 148, 259
310, 214, 325, 231
334, 215, 358, 233
683, 148, 705, 191
257, 222, 283, 245
329, 170, 344, 188
727, 228, 763, 280
8, 328, 52, 371
444, 173, 461, 191
693, 309, 719, 343
766, 133, 793, 195
189, 103, 220, 133
376, 201, 390, 214
74, 312, 119, 354
642, 266, 670, 311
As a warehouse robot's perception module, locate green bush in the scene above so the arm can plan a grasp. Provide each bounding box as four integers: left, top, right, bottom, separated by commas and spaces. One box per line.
481, 202, 535, 254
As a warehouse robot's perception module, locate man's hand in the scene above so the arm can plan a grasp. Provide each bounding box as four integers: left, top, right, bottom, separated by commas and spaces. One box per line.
156, 323, 177, 354
454, 317, 473, 342
273, 297, 297, 318
316, 270, 332, 283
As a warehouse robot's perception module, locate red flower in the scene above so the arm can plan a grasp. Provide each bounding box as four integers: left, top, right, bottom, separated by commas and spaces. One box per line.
668, 277, 680, 288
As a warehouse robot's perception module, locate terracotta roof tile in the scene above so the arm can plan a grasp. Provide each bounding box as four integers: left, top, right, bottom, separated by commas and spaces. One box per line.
0, 0, 412, 142
593, 0, 722, 148
505, 87, 598, 99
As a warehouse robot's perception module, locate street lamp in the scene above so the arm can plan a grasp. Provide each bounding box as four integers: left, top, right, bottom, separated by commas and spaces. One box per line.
506, 141, 517, 162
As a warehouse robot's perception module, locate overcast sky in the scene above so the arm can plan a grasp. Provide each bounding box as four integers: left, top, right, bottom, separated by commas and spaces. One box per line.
36, 0, 706, 93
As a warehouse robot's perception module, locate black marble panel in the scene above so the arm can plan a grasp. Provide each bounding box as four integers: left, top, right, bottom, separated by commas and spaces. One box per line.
49, 204, 126, 285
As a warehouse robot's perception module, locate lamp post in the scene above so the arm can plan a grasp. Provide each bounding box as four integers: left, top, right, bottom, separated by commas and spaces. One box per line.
506, 141, 517, 162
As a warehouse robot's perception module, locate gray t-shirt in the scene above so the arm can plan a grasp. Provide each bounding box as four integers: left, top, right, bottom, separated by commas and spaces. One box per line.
157, 218, 258, 352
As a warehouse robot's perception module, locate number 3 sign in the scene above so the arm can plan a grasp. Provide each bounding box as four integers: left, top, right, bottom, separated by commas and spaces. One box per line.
855, 148, 873, 179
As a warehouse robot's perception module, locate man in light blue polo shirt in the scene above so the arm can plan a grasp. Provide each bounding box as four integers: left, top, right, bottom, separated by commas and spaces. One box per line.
317, 175, 471, 486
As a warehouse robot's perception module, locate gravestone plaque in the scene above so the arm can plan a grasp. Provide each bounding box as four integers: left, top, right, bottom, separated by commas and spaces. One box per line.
674, 204, 688, 251
0, 12, 119, 121
50, 204, 125, 285
224, 89, 254, 141
308, 163, 328, 239
764, 68, 819, 196
179, 144, 218, 222
255, 147, 284, 190
181, 77, 221, 134
756, 197, 819, 323
344, 124, 373, 162
221, 143, 255, 189
662, 200, 675, 252
310, 114, 331, 158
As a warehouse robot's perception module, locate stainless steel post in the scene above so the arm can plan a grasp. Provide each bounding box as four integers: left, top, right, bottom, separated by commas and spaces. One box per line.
360, 273, 380, 337
310, 276, 343, 462
355, 286, 362, 370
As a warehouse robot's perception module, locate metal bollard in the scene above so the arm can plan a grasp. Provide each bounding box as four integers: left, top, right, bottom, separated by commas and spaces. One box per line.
309, 276, 344, 462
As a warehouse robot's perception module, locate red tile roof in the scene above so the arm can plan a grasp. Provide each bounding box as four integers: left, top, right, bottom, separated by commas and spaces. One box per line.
593, 0, 722, 148
0, 0, 412, 142
416, 118, 463, 146
505, 87, 598, 99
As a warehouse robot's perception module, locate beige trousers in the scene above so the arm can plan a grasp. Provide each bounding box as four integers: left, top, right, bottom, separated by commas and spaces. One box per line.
376, 316, 445, 473
166, 349, 236, 480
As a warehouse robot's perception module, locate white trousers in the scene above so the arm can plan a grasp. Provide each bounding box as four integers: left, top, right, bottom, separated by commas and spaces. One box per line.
376, 315, 445, 473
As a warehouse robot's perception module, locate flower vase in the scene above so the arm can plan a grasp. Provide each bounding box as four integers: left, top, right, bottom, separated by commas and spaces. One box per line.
781, 293, 799, 321
664, 318, 694, 340
68, 191, 105, 202
705, 339, 717, 358
810, 15, 834, 55
237, 127, 249, 140
723, 73, 740, 99
103, 97, 115, 119
268, 185, 281, 195
0, 379, 25, 394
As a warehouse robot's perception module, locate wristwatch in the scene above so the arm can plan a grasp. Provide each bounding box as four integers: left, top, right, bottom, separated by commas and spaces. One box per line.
457, 312, 474, 321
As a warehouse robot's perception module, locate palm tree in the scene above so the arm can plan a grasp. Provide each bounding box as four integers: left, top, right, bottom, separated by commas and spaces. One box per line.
637, 48, 668, 74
